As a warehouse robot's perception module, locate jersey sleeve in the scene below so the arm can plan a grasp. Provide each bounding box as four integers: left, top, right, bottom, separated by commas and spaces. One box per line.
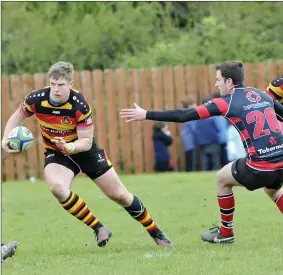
195, 96, 230, 119
20, 92, 37, 117
75, 94, 93, 128
146, 108, 200, 123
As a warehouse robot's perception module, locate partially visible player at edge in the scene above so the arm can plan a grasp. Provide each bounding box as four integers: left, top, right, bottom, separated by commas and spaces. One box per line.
1, 61, 172, 248
264, 76, 283, 133
265, 76, 283, 105
120, 61, 283, 244
1, 241, 19, 262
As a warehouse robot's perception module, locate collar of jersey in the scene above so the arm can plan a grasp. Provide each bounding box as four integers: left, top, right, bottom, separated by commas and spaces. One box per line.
227, 84, 245, 94
48, 92, 71, 107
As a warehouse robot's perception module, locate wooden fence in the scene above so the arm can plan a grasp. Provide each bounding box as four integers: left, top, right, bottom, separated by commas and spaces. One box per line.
2, 63, 283, 181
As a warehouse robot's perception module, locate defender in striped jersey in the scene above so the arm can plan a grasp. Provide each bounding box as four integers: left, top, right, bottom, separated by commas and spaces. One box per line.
2, 61, 172, 249
120, 61, 283, 244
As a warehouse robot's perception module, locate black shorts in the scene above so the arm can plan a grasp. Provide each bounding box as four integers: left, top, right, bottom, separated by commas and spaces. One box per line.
231, 158, 283, 191
44, 140, 112, 179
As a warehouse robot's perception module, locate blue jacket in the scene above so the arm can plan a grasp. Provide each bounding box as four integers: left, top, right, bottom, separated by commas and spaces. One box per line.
193, 117, 221, 146
181, 121, 198, 151
152, 131, 173, 161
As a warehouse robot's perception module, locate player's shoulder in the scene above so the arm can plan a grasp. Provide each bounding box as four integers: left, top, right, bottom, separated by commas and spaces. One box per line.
269, 76, 283, 89
216, 93, 231, 104
25, 87, 50, 104
234, 85, 265, 96
268, 76, 283, 98
70, 89, 91, 114
234, 86, 274, 105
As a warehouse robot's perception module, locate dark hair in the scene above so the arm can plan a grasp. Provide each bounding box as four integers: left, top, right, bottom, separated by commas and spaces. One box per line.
215, 61, 244, 85
153, 121, 166, 131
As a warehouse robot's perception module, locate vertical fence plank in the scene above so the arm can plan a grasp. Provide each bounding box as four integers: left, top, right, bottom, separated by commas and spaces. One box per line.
197, 65, 209, 102
22, 74, 38, 179
173, 66, 186, 108
185, 66, 198, 104
255, 63, 266, 90
33, 73, 46, 179
244, 63, 256, 87
140, 69, 154, 173
104, 70, 120, 172
2, 75, 15, 181
73, 71, 81, 90
152, 68, 163, 110
128, 70, 144, 173
92, 70, 108, 153
10, 75, 26, 180
80, 71, 94, 108
208, 64, 217, 94
117, 69, 132, 173
163, 68, 178, 171
173, 66, 186, 170
267, 63, 278, 83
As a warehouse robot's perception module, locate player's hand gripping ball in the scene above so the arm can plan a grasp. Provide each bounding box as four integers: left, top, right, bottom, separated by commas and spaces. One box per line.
8, 126, 34, 152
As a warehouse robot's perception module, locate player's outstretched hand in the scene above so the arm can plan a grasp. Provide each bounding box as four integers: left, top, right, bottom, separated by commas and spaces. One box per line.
120, 103, 147, 122
51, 137, 75, 154
51, 136, 66, 148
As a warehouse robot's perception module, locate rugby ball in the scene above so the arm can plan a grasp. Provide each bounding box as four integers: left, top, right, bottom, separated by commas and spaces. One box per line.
8, 126, 34, 152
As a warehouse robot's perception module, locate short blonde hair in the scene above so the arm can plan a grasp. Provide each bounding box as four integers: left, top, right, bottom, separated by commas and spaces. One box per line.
48, 61, 74, 82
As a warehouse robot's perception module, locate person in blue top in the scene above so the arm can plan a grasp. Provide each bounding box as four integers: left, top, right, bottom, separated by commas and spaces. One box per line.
152, 121, 174, 172
194, 116, 222, 171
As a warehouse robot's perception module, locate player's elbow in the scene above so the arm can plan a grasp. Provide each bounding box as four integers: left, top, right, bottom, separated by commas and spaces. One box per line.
178, 115, 188, 123
84, 138, 93, 151
7, 109, 26, 127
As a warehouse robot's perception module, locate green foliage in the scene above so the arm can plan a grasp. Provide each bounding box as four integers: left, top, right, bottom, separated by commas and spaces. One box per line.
2, 2, 283, 74
122, 2, 283, 68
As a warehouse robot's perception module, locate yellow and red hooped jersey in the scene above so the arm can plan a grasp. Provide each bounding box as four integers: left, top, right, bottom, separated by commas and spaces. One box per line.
20, 87, 93, 152
264, 76, 283, 104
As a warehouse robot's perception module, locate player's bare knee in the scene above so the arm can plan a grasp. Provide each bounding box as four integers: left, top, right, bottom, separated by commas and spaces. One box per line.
48, 181, 68, 198
264, 187, 281, 200
216, 170, 226, 186
106, 190, 132, 206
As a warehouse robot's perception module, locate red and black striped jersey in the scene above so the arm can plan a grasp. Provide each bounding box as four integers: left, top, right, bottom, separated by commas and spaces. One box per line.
20, 87, 93, 153
146, 85, 283, 171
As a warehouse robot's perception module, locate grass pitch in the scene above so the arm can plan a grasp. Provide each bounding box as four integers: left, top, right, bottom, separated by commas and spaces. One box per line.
2, 172, 283, 275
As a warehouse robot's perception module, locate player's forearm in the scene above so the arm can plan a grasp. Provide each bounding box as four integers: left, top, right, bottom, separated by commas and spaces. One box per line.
72, 137, 93, 153
146, 108, 200, 123
2, 110, 26, 140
